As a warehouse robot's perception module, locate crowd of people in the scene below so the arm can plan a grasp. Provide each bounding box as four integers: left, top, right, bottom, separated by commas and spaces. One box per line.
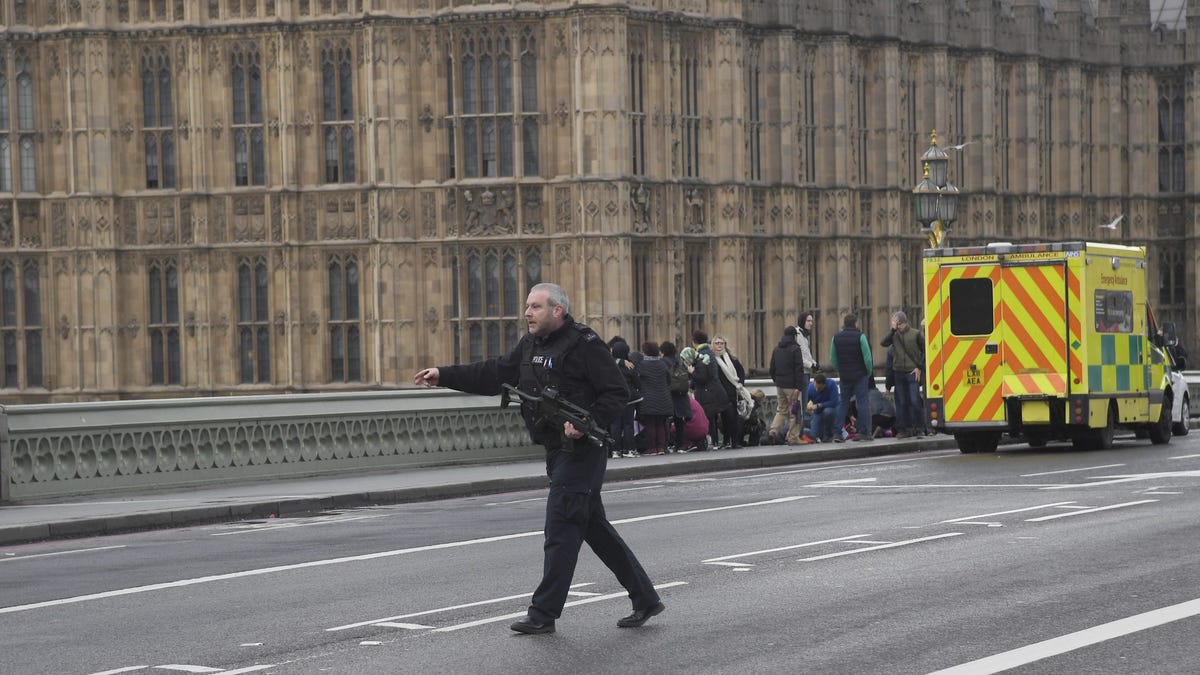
605, 310, 934, 458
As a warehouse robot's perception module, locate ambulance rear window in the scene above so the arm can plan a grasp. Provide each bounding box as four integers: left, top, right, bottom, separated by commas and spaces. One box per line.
949, 278, 994, 335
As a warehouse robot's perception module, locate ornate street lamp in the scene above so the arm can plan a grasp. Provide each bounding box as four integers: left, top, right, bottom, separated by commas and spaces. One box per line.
914, 130, 961, 248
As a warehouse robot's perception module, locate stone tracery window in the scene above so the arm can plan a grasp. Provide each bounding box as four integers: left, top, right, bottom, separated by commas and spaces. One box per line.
630, 33, 647, 177
231, 43, 266, 186
142, 46, 176, 190
148, 257, 181, 385
0, 48, 37, 193
445, 26, 540, 180
1158, 77, 1185, 193
450, 246, 542, 363
680, 34, 702, 179
0, 258, 42, 389
321, 39, 356, 184
328, 253, 361, 382
237, 256, 270, 384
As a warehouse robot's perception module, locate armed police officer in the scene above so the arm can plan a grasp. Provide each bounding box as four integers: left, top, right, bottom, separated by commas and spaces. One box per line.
414, 282, 665, 635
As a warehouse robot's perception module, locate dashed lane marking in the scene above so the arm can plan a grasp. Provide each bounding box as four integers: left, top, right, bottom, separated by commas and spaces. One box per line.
1020, 464, 1125, 477
941, 502, 1077, 524
326, 585, 593, 632
702, 534, 872, 568
797, 533, 964, 562
1024, 500, 1158, 522
1, 545, 127, 562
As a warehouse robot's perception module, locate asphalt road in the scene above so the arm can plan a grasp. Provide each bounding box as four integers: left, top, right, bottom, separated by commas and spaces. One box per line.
3, 438, 1200, 674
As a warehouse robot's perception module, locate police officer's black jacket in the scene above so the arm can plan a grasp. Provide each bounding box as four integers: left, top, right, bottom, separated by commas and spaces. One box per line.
436, 313, 628, 449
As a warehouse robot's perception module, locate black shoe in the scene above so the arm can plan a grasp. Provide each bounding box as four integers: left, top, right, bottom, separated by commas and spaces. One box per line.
510, 616, 556, 634
618, 601, 665, 628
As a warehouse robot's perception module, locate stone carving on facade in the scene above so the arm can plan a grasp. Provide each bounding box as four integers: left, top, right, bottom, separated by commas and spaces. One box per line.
425, 307, 438, 333
461, 187, 515, 236
297, 112, 314, 136
554, 101, 569, 126
522, 188, 544, 234
302, 195, 318, 240
119, 318, 139, 338
422, 247, 437, 267
684, 188, 705, 233
628, 182, 648, 233
213, 312, 229, 335
420, 192, 437, 238
305, 311, 320, 335
419, 104, 434, 133
275, 311, 287, 335
555, 187, 571, 234
58, 315, 71, 340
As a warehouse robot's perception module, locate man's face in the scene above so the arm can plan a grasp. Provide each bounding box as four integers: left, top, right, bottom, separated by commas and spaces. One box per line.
525, 290, 562, 335
804, 316, 814, 330
814, 380, 825, 392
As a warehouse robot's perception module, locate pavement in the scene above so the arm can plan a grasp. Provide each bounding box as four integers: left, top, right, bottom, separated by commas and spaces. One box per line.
0, 434, 957, 547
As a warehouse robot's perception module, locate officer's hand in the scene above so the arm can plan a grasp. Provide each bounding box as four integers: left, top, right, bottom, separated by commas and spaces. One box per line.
414, 367, 440, 387
563, 421, 584, 439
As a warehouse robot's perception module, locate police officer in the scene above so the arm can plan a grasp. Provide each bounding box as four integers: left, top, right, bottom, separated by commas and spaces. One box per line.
414, 282, 664, 635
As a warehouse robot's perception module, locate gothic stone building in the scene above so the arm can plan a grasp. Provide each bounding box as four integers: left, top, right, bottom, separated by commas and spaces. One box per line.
0, 0, 1194, 401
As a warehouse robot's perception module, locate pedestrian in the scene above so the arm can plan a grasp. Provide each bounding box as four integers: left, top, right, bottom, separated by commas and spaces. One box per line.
636, 341, 674, 455
805, 373, 840, 442
688, 331, 730, 450
413, 282, 664, 635
681, 394, 711, 452
768, 325, 806, 445
795, 310, 819, 414
660, 340, 693, 451
829, 314, 874, 442
880, 310, 924, 438
710, 334, 747, 449
609, 339, 643, 457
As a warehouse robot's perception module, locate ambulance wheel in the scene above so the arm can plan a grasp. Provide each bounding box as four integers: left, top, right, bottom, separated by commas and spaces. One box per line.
954, 433, 979, 454
1095, 405, 1116, 449
1149, 394, 1172, 445
976, 431, 1001, 453
1172, 396, 1190, 436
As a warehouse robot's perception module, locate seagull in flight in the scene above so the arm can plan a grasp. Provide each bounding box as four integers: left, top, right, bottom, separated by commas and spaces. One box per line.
1099, 214, 1123, 230
947, 140, 976, 151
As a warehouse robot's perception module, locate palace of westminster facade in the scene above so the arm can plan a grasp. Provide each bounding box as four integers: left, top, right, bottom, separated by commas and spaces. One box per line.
0, 0, 1194, 401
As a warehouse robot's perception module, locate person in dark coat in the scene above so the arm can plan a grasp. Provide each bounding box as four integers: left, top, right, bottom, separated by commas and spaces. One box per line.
635, 341, 674, 455
660, 341, 693, 451
768, 325, 806, 444
687, 330, 730, 449
413, 282, 664, 634
609, 339, 642, 457
829, 313, 874, 442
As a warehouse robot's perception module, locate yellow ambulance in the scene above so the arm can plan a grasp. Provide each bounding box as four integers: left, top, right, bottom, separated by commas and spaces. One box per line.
922, 241, 1186, 453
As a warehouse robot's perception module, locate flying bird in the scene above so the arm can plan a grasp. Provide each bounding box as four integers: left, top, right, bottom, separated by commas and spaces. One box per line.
1098, 214, 1123, 230
947, 140, 976, 151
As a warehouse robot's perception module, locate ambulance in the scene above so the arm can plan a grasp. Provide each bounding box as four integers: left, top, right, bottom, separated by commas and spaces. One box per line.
922, 241, 1189, 453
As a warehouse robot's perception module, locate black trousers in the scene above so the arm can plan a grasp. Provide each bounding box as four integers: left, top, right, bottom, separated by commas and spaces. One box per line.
529, 444, 660, 622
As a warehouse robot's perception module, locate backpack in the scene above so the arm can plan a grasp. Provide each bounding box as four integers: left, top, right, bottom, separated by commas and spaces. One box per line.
669, 358, 690, 394
618, 359, 643, 403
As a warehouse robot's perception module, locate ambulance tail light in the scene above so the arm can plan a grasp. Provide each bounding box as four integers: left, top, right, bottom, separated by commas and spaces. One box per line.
1070, 396, 1086, 424
928, 399, 941, 426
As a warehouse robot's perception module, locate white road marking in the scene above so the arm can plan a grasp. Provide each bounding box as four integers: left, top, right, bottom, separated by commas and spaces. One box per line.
955, 521, 1004, 527
1042, 469, 1200, 489
373, 622, 432, 630
431, 581, 687, 633
359, 641, 383, 645
926, 597, 1200, 675
1169, 453, 1200, 459
327, 586, 592, 631
718, 455, 946, 481
484, 497, 545, 505
1025, 500, 1158, 522
213, 667, 274, 674
1020, 464, 1124, 477
808, 478, 879, 486
156, 667, 222, 673
211, 514, 386, 536
0, 545, 127, 562
941, 502, 1077, 523
798, 533, 964, 562
603, 485, 664, 494
702, 535, 872, 563
88, 668, 147, 675
706, 561, 753, 568
2, 495, 806, 616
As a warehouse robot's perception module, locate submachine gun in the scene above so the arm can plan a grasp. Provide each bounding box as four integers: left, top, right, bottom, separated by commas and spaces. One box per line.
501, 383, 614, 451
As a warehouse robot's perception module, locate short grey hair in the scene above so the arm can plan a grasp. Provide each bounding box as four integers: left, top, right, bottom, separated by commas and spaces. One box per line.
531, 282, 570, 314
